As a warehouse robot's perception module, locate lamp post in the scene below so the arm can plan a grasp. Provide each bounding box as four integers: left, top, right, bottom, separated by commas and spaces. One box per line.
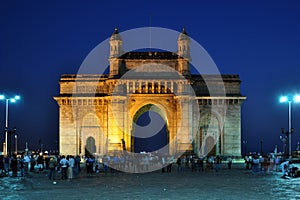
279, 135, 287, 155
0, 95, 20, 156
15, 134, 17, 154
7, 127, 16, 157
279, 95, 300, 159
260, 138, 263, 155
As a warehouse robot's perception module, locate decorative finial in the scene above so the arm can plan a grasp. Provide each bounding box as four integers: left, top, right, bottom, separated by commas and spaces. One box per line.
113, 27, 119, 34
182, 27, 187, 35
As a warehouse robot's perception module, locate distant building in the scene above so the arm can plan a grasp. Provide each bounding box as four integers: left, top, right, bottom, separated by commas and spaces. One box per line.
54, 28, 246, 157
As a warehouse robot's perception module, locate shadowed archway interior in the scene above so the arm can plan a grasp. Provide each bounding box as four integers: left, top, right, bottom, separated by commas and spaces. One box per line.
131, 104, 169, 154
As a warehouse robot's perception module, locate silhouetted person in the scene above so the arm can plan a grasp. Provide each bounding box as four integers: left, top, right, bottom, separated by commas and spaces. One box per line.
10, 154, 18, 176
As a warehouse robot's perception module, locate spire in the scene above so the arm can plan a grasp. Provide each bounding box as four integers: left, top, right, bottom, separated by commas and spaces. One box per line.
113, 27, 119, 34
110, 27, 122, 41
182, 27, 187, 35
178, 27, 190, 41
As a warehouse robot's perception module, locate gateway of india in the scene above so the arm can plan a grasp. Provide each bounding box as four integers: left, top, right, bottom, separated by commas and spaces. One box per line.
54, 28, 246, 157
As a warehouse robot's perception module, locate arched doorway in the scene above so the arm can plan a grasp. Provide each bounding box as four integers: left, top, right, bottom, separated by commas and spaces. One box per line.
131, 104, 169, 154
86, 136, 96, 156
199, 112, 220, 156
204, 136, 216, 156
81, 113, 101, 156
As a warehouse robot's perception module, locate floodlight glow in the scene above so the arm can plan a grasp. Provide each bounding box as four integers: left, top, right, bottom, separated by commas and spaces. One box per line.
294, 95, 300, 103
0, 95, 5, 100
10, 98, 16, 103
14, 95, 20, 100
279, 96, 288, 103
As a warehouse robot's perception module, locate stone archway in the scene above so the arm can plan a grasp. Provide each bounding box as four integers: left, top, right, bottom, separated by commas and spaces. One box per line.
85, 136, 96, 156
130, 104, 169, 154
204, 136, 216, 156
81, 113, 102, 156
199, 112, 221, 156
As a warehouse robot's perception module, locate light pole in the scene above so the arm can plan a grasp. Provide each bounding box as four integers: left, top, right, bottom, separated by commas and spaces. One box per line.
15, 134, 17, 154
279, 95, 300, 159
7, 127, 16, 157
0, 95, 20, 156
279, 135, 287, 155
260, 138, 263, 155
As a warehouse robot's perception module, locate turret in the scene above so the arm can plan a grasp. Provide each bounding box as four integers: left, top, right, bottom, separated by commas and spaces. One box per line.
109, 28, 123, 77
177, 28, 191, 77
177, 28, 190, 59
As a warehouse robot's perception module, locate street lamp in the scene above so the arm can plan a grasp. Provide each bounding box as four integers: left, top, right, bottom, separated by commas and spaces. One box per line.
279, 135, 287, 155
279, 94, 300, 159
260, 138, 263, 155
0, 94, 21, 156
15, 134, 17, 154
7, 127, 16, 157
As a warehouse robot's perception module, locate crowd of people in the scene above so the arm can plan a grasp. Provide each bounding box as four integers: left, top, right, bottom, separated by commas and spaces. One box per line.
0, 152, 234, 179
244, 154, 299, 178
1, 151, 298, 182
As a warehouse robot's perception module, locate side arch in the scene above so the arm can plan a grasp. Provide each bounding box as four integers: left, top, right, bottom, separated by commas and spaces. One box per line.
198, 111, 223, 156
81, 113, 102, 156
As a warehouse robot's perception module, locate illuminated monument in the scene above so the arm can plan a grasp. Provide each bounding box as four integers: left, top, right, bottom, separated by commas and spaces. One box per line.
54, 28, 246, 157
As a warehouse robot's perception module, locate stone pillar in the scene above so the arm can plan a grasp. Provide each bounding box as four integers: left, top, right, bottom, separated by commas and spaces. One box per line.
145, 81, 148, 93
223, 102, 241, 157
151, 81, 154, 93
138, 81, 142, 93
158, 82, 161, 94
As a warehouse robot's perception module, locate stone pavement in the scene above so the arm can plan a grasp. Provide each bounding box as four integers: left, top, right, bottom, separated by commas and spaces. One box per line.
1, 164, 299, 200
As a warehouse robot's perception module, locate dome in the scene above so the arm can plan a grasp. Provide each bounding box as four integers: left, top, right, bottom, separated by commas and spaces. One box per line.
110, 27, 122, 41
178, 28, 190, 41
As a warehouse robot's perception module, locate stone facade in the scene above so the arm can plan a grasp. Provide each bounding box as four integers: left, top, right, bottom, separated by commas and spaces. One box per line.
54, 28, 246, 157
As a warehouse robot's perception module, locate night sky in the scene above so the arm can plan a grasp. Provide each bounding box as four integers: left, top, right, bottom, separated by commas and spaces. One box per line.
0, 0, 300, 154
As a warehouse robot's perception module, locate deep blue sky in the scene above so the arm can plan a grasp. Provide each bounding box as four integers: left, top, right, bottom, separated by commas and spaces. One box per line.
0, 0, 300, 153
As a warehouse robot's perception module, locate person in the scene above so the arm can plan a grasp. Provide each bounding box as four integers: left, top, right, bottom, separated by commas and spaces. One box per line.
176, 157, 182, 172
197, 157, 204, 172
24, 154, 30, 174
280, 160, 290, 178
227, 156, 232, 169
19, 155, 25, 177
215, 156, 221, 172
68, 155, 75, 180
0, 155, 5, 176
60, 155, 69, 180
10, 154, 18, 177
86, 156, 95, 174
74, 155, 81, 174
48, 156, 57, 181
244, 156, 250, 170
251, 155, 260, 174
166, 155, 173, 173
30, 155, 36, 172
288, 163, 298, 178
191, 156, 197, 172
274, 156, 280, 172
37, 153, 44, 173
4, 156, 9, 173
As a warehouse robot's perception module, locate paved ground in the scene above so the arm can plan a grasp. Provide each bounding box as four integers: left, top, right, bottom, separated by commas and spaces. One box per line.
1, 164, 299, 200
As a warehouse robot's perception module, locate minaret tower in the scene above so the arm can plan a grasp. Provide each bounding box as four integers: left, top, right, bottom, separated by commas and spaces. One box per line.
109, 28, 123, 77
177, 28, 191, 77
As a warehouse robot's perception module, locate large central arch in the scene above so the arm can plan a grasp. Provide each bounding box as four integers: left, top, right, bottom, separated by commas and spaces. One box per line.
131, 104, 169, 154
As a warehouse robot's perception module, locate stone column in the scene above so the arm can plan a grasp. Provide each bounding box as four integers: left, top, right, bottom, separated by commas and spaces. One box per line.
158, 82, 161, 94
152, 81, 155, 93
138, 81, 142, 93
145, 81, 148, 93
